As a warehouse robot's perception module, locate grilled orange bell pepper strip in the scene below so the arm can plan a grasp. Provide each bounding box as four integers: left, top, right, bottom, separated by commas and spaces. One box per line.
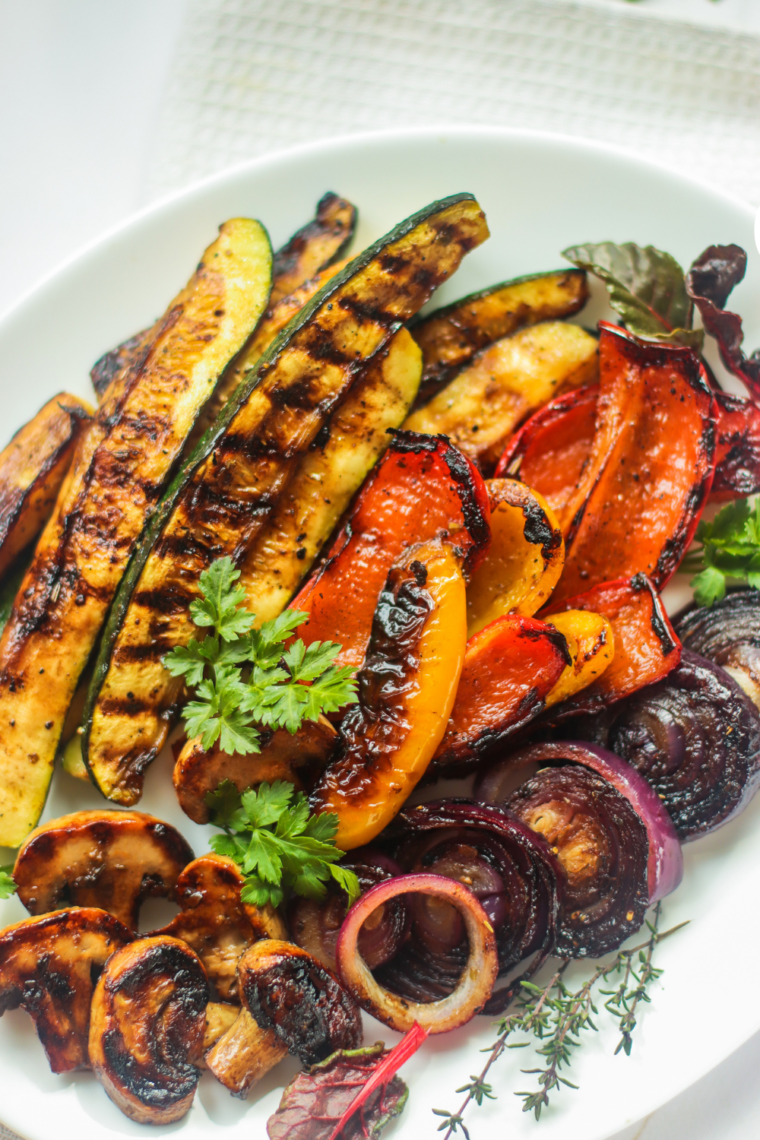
466, 478, 563, 636
495, 383, 598, 522
551, 324, 715, 601
291, 430, 489, 671
542, 574, 681, 720
311, 540, 467, 850
432, 613, 569, 775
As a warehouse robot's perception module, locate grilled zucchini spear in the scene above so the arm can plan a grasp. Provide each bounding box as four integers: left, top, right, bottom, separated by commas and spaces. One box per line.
410, 268, 588, 404
83, 193, 489, 805
0, 219, 273, 847
0, 392, 92, 577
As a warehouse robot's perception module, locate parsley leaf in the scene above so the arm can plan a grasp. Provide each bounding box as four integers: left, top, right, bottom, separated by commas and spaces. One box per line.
686, 499, 760, 606
190, 558, 256, 640
206, 780, 360, 909
162, 556, 357, 755
0, 865, 17, 900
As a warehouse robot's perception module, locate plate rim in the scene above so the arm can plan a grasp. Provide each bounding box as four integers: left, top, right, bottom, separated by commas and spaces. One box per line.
0, 123, 753, 331
0, 123, 757, 1140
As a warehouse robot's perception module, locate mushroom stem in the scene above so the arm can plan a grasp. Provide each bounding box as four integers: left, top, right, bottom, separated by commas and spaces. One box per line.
205, 1007, 287, 1098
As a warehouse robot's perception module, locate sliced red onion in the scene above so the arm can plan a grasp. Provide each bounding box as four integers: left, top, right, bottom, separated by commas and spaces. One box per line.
380, 799, 562, 1012
476, 742, 683, 903
335, 873, 498, 1035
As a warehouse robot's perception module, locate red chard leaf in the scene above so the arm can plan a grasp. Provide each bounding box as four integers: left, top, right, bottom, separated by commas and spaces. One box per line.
563, 241, 703, 350
267, 1025, 428, 1140
685, 244, 760, 396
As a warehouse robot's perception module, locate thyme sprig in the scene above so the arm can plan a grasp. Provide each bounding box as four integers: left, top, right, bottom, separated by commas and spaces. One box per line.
433, 906, 687, 1135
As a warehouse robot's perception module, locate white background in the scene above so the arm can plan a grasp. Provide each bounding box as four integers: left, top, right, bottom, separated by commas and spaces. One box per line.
1, 2, 760, 1138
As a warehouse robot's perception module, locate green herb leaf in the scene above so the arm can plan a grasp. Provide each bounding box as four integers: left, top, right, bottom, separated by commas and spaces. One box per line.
687, 498, 760, 606
329, 862, 361, 907
208, 780, 359, 909
0, 865, 17, 900
205, 779, 245, 828
163, 557, 357, 751
189, 556, 256, 640
563, 241, 703, 350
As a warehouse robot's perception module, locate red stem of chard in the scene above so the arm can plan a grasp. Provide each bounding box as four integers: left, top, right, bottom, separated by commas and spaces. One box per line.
327, 1022, 429, 1140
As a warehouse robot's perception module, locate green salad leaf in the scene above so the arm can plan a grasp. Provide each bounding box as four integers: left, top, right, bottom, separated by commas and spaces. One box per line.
563, 241, 703, 350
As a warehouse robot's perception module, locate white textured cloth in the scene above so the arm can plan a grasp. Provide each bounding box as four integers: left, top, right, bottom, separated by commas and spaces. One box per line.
143, 0, 760, 207
2, 5, 759, 1140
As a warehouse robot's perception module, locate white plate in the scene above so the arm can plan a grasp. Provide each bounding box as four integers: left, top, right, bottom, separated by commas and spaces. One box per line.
0, 127, 758, 1140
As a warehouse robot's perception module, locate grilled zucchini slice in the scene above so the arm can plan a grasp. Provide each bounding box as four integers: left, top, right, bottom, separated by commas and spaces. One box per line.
270, 192, 356, 304
0, 218, 273, 847
0, 393, 92, 576
404, 321, 599, 473
411, 268, 588, 403
187, 258, 351, 453
240, 326, 422, 624
83, 193, 489, 805
90, 330, 152, 400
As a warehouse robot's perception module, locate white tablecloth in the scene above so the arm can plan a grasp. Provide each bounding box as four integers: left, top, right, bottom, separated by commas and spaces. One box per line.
1, 1, 760, 1137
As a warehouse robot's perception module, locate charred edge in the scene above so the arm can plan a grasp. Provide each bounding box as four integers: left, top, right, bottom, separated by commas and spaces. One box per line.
521, 501, 562, 560
537, 624, 572, 667
272, 194, 355, 282
654, 475, 712, 584
634, 575, 678, 657
467, 687, 546, 756
90, 329, 152, 397
385, 427, 441, 454
439, 442, 491, 568
100, 1027, 200, 1106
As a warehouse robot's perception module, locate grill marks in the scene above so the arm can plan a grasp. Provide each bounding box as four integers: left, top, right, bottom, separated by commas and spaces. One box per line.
0, 219, 273, 847
85, 195, 489, 805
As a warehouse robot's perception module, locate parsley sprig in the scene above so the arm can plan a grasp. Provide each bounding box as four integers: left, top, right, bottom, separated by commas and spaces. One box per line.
683, 499, 760, 607
0, 866, 17, 900
163, 557, 357, 754
207, 779, 360, 909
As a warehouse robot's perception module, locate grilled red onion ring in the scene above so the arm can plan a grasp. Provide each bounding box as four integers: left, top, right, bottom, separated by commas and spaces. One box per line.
336, 873, 498, 1034
674, 588, 760, 710
606, 650, 760, 840
477, 744, 673, 957
477, 742, 682, 903
379, 800, 561, 1013
288, 856, 408, 972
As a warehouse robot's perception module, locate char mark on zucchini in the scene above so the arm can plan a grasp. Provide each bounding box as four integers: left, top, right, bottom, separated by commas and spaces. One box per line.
0, 217, 273, 847
82, 194, 490, 806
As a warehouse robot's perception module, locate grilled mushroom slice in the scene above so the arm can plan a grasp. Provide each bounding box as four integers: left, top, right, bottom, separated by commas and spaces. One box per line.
204, 1007, 287, 1098
155, 854, 287, 999
89, 935, 209, 1125
238, 939, 362, 1065
13, 810, 193, 929
174, 718, 337, 824
0, 907, 132, 1073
